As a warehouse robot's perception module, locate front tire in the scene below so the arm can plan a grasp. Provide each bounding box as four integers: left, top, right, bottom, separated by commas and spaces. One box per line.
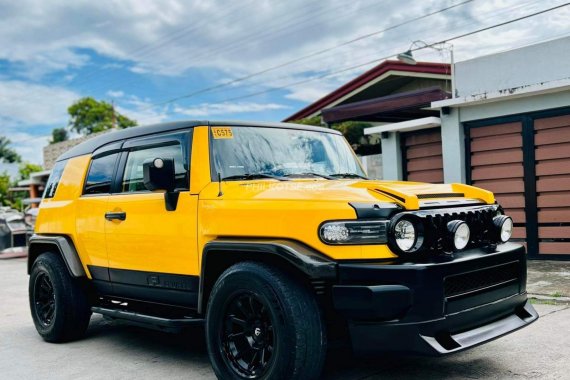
29, 252, 92, 342
206, 262, 327, 380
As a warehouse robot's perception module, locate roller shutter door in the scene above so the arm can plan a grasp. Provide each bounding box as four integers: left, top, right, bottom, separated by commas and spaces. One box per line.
468, 122, 527, 246
402, 128, 443, 183
534, 115, 570, 255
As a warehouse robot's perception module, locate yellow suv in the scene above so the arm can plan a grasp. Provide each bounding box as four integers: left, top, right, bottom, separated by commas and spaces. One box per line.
28, 121, 537, 379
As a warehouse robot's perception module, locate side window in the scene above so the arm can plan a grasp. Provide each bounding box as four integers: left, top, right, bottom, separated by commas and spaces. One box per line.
83, 153, 119, 195
121, 143, 187, 193
44, 160, 67, 199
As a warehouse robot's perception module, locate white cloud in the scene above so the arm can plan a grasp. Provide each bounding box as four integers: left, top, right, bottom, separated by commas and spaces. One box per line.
107, 90, 125, 98
0, 80, 78, 126
174, 102, 289, 117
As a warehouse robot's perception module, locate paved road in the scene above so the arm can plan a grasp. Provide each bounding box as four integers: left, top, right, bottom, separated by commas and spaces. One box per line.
1, 258, 568, 379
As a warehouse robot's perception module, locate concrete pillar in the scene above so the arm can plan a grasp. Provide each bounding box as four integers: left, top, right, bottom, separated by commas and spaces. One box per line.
380, 132, 403, 180
441, 108, 466, 183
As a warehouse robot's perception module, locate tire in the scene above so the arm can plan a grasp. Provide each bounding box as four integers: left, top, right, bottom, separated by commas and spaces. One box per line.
206, 262, 327, 380
29, 252, 92, 342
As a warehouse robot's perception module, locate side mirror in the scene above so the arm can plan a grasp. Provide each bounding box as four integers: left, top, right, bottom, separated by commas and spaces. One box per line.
143, 157, 179, 211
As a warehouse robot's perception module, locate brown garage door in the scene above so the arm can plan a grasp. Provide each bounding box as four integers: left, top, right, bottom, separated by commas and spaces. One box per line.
468, 122, 527, 245
535, 115, 570, 255
402, 128, 443, 183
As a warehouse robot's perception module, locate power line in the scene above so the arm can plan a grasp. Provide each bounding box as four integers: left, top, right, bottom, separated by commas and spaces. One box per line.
161, 0, 543, 101
77, 0, 392, 96
145, 1, 570, 113
140, 0, 476, 109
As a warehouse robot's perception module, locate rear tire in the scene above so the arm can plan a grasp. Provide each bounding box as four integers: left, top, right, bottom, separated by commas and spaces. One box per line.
29, 252, 91, 342
206, 262, 327, 380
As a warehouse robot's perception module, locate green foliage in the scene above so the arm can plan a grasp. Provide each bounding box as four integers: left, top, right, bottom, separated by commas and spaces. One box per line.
331, 121, 371, 146
0, 136, 21, 163
50, 128, 69, 144
290, 117, 377, 155
0, 171, 11, 206
19, 162, 43, 181
68, 97, 137, 135
290, 116, 322, 127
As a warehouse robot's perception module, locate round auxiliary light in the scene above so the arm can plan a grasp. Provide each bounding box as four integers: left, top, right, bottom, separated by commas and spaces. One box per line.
493, 215, 513, 243
394, 219, 417, 252
153, 158, 164, 168
447, 220, 470, 250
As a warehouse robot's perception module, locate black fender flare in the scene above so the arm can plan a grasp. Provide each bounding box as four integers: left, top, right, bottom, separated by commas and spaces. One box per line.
198, 239, 337, 313
27, 234, 86, 277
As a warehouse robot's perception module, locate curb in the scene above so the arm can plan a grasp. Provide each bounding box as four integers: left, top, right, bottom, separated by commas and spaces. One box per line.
528, 294, 570, 305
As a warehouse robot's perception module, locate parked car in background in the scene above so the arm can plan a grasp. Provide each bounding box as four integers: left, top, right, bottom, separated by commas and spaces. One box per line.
0, 208, 27, 253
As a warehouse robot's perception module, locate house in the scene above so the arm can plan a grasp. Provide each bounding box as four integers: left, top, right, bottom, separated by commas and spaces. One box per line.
283, 60, 452, 180
428, 36, 570, 260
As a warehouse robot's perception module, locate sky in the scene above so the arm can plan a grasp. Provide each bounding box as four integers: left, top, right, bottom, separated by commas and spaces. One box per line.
0, 0, 569, 176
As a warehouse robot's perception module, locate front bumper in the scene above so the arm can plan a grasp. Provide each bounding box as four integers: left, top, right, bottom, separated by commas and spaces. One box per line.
332, 242, 538, 356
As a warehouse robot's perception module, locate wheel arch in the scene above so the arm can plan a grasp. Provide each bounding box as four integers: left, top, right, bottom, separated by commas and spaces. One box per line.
27, 235, 86, 277
198, 239, 337, 314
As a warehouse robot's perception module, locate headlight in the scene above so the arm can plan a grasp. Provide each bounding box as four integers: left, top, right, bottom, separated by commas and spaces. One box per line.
493, 215, 513, 243
388, 216, 424, 254
447, 220, 470, 250
394, 219, 416, 251
319, 220, 388, 245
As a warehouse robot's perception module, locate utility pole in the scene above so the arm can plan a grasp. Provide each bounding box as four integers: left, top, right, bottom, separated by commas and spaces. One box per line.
111, 100, 117, 129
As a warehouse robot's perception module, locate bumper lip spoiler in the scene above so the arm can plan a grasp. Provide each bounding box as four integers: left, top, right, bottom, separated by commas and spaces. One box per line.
421, 299, 538, 355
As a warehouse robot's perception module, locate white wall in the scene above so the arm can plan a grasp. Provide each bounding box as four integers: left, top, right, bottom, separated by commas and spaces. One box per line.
455, 37, 570, 98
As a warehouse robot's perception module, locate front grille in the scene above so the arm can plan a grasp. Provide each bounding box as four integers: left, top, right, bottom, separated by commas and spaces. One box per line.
444, 261, 520, 298
408, 205, 499, 252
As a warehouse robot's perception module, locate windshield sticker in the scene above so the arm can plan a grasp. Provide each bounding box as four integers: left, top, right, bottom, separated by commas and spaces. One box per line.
211, 127, 234, 139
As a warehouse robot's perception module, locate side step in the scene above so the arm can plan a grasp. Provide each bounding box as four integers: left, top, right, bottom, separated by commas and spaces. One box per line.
92, 306, 205, 331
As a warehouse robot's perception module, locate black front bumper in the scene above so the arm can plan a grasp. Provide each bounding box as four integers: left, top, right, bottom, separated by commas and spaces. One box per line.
332, 242, 538, 356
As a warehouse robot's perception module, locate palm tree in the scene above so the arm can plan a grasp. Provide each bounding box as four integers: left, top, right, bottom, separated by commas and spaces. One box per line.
0, 136, 21, 163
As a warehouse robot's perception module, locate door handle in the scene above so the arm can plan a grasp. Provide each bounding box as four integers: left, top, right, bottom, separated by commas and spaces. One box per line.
105, 211, 126, 221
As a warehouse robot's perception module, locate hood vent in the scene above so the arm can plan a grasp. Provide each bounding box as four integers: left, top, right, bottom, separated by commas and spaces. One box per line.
372, 189, 406, 203
417, 193, 464, 199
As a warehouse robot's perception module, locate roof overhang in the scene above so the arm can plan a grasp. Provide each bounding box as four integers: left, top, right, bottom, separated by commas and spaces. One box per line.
283, 60, 451, 121
364, 116, 441, 135
322, 86, 449, 123
432, 78, 570, 109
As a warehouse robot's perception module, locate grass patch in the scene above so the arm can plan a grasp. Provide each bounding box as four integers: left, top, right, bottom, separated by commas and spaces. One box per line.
550, 291, 564, 298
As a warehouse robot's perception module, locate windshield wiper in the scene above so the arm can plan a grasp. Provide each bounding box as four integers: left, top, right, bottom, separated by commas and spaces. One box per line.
329, 173, 369, 180
221, 173, 290, 181
283, 172, 335, 180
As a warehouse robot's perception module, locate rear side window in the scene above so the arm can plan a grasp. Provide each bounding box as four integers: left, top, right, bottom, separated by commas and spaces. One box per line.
122, 143, 187, 192
84, 153, 119, 195
43, 160, 67, 199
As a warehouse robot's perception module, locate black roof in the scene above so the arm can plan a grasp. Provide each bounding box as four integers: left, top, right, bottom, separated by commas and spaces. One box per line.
58, 120, 340, 161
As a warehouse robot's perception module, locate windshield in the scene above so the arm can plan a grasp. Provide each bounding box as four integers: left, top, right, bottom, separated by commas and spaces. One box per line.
211, 126, 366, 180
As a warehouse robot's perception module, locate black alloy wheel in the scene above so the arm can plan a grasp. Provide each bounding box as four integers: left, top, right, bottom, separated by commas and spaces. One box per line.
206, 261, 327, 380
33, 272, 56, 326
220, 292, 275, 378
29, 252, 92, 342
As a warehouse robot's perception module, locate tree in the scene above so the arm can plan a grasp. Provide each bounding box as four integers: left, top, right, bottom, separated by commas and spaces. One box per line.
19, 162, 43, 181
68, 97, 137, 135
0, 136, 21, 163
0, 172, 11, 206
50, 128, 69, 144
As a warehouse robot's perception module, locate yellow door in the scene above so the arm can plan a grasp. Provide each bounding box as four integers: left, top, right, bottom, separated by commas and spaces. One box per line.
104, 134, 200, 304
74, 153, 121, 274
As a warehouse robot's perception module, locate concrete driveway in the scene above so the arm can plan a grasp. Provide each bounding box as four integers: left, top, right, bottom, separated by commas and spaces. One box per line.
1, 258, 568, 379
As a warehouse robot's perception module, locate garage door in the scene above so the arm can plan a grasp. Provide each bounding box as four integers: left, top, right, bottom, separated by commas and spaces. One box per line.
468, 122, 527, 246
535, 115, 570, 255
402, 128, 443, 183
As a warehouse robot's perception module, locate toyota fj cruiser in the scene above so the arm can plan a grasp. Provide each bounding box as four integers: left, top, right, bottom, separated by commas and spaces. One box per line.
28, 121, 537, 379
